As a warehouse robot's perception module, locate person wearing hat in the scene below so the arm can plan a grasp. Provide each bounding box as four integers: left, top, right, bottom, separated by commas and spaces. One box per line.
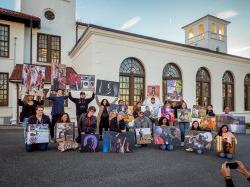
47, 89, 69, 141
68, 90, 95, 137
110, 111, 127, 133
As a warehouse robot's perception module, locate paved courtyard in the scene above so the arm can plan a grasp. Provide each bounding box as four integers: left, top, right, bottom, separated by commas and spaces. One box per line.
0, 129, 250, 187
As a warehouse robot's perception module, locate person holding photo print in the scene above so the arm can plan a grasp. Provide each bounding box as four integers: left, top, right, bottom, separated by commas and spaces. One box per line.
18, 87, 44, 131
68, 90, 95, 138
178, 102, 190, 146
215, 124, 237, 159
96, 95, 118, 141
47, 89, 68, 142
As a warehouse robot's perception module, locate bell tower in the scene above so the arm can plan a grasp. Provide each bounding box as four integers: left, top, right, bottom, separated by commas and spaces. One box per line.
182, 15, 230, 53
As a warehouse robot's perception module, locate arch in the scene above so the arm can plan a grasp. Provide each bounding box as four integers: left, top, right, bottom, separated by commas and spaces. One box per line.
162, 63, 182, 101
196, 67, 211, 106
244, 74, 250, 110
119, 57, 145, 106
222, 71, 234, 111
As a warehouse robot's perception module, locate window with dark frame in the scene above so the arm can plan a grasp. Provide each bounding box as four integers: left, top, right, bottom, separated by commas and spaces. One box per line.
37, 33, 61, 63
223, 71, 234, 111
0, 73, 9, 106
162, 63, 182, 102
119, 58, 145, 106
0, 24, 9, 57
196, 67, 211, 107
244, 74, 250, 111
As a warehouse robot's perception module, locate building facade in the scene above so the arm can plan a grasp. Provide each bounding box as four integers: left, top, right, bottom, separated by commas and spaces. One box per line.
0, 0, 250, 124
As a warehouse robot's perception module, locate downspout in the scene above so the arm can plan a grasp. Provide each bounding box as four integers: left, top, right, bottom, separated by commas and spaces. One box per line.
14, 37, 19, 124
30, 18, 33, 64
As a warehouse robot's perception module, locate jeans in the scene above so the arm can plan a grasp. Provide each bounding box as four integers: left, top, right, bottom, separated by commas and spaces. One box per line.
160, 144, 173, 151
218, 152, 233, 160
25, 143, 48, 152
51, 114, 61, 139
196, 149, 204, 154
179, 122, 190, 142
22, 118, 29, 141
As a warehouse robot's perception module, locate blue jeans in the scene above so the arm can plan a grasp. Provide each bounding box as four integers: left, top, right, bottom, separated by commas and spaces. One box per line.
218, 152, 233, 160
22, 118, 29, 141
160, 144, 173, 151
179, 122, 190, 142
25, 143, 48, 152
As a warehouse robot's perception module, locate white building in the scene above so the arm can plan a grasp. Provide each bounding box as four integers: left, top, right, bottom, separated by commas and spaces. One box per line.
0, 0, 250, 124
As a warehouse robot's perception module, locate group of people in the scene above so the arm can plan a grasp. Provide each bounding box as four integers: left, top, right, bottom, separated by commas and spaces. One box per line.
18, 88, 236, 160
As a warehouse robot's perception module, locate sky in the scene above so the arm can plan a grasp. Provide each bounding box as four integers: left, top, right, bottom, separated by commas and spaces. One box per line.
0, 0, 250, 58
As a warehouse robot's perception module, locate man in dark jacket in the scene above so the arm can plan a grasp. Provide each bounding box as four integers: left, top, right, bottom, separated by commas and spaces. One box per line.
68, 91, 95, 137
47, 89, 68, 140
26, 106, 51, 152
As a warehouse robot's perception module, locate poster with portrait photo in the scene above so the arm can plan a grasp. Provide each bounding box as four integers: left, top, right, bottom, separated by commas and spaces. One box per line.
51, 62, 66, 91
22, 64, 45, 95
96, 79, 120, 97
167, 80, 182, 101
147, 85, 160, 97
177, 109, 192, 122
55, 122, 75, 142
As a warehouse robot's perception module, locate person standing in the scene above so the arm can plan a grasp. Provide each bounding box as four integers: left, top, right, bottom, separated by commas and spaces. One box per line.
68, 91, 95, 136
47, 89, 68, 141
178, 102, 190, 146
96, 96, 118, 140
26, 106, 51, 152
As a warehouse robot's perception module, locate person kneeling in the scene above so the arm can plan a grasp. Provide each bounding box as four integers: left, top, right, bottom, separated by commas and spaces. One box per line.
158, 117, 174, 151
110, 111, 127, 133
26, 106, 51, 152
79, 106, 97, 135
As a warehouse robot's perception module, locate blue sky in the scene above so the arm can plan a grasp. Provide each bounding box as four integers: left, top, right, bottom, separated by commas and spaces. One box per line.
1, 0, 250, 58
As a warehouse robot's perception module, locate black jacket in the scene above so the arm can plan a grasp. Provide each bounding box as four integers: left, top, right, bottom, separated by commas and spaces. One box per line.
69, 92, 95, 115
28, 114, 51, 126
18, 99, 44, 122
110, 117, 126, 133
79, 114, 97, 134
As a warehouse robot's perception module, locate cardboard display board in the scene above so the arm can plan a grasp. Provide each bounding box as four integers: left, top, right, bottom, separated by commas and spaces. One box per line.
154, 126, 181, 146
96, 79, 120, 97
22, 64, 45, 95
135, 128, 152, 144
26, 124, 49, 145
191, 117, 217, 131
215, 134, 236, 154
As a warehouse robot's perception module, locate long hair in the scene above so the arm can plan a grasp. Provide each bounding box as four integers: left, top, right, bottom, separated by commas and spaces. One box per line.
191, 121, 201, 130
57, 113, 71, 123
217, 124, 229, 136
158, 117, 169, 126
100, 99, 110, 107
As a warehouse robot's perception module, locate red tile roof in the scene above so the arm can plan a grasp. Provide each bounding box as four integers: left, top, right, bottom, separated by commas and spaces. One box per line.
9, 64, 77, 84
0, 7, 40, 28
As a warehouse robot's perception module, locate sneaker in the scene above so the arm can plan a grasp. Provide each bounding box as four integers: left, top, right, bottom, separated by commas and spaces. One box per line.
186, 148, 194, 152
181, 142, 185, 147
50, 139, 55, 143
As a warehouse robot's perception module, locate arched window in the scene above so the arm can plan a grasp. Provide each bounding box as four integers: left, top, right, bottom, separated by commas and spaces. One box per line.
244, 74, 250, 110
163, 63, 182, 101
223, 71, 234, 110
196, 67, 211, 106
119, 57, 145, 106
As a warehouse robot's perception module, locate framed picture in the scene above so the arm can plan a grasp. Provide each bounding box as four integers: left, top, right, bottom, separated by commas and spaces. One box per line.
135, 128, 152, 144
216, 115, 246, 134
55, 122, 75, 142
51, 62, 66, 91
